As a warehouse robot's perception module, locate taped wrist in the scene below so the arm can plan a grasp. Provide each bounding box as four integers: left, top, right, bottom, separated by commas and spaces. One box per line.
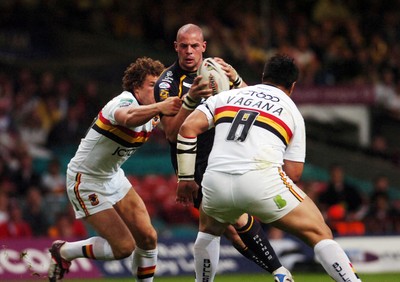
233, 75, 243, 88
177, 134, 197, 181
182, 94, 200, 111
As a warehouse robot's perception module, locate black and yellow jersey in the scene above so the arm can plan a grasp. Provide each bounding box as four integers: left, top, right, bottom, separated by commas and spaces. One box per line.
154, 61, 215, 204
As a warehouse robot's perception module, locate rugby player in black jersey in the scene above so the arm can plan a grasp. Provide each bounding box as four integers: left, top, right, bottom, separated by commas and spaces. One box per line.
154, 23, 293, 282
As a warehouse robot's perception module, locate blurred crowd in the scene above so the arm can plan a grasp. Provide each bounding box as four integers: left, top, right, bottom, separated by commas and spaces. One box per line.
1, 0, 400, 239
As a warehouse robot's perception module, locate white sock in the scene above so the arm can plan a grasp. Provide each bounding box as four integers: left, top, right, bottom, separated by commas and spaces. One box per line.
132, 246, 157, 282
60, 236, 115, 261
194, 232, 221, 282
314, 239, 361, 282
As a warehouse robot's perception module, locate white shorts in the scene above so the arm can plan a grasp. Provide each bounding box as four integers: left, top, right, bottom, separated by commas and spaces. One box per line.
201, 167, 307, 224
66, 168, 132, 219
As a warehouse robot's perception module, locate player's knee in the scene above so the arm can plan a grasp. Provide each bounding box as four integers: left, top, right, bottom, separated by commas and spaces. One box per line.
113, 239, 136, 259
138, 227, 158, 249
308, 223, 333, 246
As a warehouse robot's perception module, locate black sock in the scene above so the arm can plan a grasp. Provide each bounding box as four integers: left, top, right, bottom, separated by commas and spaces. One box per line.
236, 214, 282, 273
232, 242, 271, 272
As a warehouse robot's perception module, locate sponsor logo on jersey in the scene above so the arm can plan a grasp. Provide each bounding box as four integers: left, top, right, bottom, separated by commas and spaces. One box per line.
160, 89, 169, 100
159, 82, 170, 89
112, 146, 137, 157
183, 81, 192, 88
119, 98, 133, 107
161, 71, 174, 83
162, 77, 174, 83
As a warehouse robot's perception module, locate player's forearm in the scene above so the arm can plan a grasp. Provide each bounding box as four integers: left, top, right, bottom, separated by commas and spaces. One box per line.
162, 108, 193, 142
118, 104, 160, 127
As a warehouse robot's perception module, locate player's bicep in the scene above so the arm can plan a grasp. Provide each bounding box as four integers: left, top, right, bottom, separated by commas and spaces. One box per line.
113, 106, 129, 125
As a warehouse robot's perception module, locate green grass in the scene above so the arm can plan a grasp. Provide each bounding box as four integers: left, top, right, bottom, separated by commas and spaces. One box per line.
63, 272, 399, 282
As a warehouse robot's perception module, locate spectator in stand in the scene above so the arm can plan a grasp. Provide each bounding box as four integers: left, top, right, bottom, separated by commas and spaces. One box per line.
370, 174, 390, 199
0, 199, 32, 238
0, 94, 14, 134
0, 190, 9, 224
0, 157, 17, 195
75, 79, 104, 126
374, 67, 398, 112
11, 153, 42, 197
363, 192, 399, 235
54, 76, 73, 120
22, 185, 49, 237
41, 157, 68, 219
290, 32, 321, 85
33, 73, 64, 150
318, 164, 363, 223
18, 107, 53, 159
46, 104, 86, 148
41, 158, 65, 194
48, 208, 87, 240
312, 0, 351, 24
369, 134, 390, 159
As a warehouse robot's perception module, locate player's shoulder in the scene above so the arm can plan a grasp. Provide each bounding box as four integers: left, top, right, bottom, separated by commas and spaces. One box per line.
106, 91, 136, 108
155, 62, 180, 96
156, 62, 180, 84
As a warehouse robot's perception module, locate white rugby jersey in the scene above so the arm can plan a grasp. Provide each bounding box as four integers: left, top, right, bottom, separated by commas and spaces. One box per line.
67, 91, 159, 179
197, 84, 305, 174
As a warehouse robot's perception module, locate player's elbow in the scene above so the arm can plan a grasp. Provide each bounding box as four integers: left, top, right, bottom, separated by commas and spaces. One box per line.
283, 161, 304, 183
177, 123, 189, 139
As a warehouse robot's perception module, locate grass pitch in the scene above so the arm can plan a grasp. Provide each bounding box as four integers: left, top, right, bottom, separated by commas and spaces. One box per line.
63, 272, 399, 282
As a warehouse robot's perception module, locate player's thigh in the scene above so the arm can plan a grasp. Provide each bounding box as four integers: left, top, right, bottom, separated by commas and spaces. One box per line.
85, 208, 135, 255
199, 204, 229, 236
114, 188, 157, 249
272, 197, 332, 246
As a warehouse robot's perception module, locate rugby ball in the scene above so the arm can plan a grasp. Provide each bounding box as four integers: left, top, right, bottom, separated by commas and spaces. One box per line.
197, 57, 230, 95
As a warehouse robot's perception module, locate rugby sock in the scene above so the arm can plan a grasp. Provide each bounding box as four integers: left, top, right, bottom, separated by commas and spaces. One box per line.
132, 247, 157, 282
60, 236, 115, 260
232, 242, 268, 271
235, 214, 282, 273
314, 239, 361, 282
194, 231, 220, 282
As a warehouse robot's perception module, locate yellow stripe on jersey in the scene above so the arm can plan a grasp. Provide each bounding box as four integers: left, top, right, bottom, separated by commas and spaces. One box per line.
178, 75, 186, 98
214, 105, 293, 146
92, 111, 152, 148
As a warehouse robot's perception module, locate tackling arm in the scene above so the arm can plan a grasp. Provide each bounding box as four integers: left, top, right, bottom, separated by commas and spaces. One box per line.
176, 109, 210, 205
114, 97, 181, 127
162, 76, 212, 143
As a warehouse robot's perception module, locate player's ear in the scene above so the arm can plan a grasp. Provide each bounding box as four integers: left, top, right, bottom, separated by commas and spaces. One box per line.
288, 81, 296, 96
174, 41, 178, 52
202, 40, 207, 52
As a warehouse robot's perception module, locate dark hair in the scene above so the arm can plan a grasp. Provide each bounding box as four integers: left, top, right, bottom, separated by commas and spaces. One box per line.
262, 54, 299, 90
122, 57, 165, 91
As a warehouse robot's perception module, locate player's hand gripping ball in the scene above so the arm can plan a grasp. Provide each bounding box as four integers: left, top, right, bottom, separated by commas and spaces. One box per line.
197, 57, 230, 95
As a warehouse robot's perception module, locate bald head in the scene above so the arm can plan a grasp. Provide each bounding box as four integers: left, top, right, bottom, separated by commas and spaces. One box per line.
176, 23, 204, 41
174, 23, 206, 71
